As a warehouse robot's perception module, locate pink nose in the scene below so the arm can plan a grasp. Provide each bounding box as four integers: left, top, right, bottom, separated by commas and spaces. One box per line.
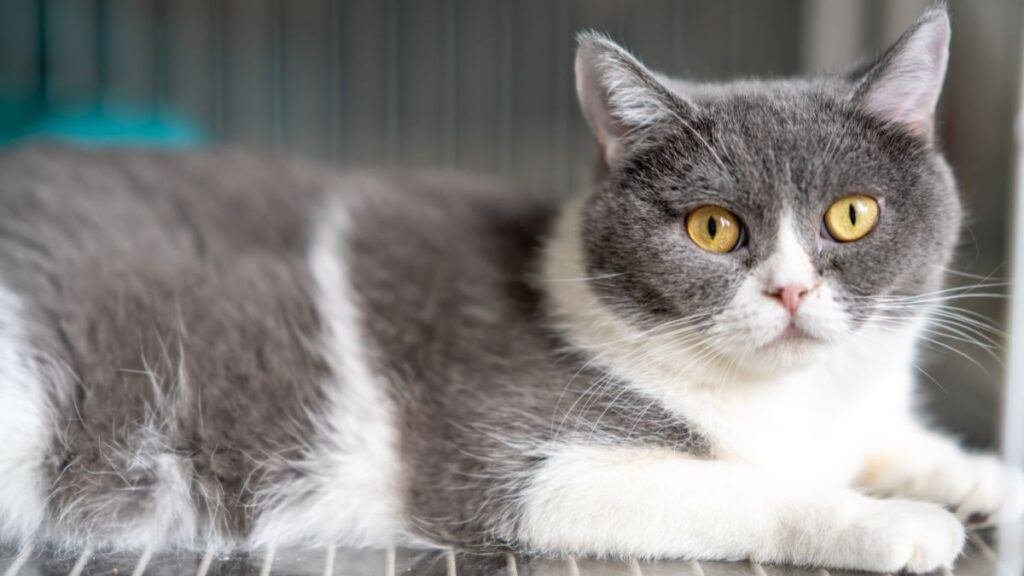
768, 283, 810, 316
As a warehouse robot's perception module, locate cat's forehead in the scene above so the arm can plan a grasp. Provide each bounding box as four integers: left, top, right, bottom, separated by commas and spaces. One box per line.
694, 81, 850, 146
653, 78, 901, 203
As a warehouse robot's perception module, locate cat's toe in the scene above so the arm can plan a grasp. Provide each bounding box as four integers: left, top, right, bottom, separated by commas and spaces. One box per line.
839, 499, 964, 574
955, 456, 1024, 526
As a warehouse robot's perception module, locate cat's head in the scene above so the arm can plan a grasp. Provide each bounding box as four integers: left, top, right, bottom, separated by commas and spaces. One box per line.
563, 8, 960, 375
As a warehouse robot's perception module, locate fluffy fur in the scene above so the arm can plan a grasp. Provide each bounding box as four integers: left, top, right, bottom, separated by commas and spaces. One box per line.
249, 195, 403, 549
0, 282, 54, 545
0, 5, 1020, 574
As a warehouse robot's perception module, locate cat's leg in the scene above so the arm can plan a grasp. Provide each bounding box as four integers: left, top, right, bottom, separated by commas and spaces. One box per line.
516, 445, 964, 573
858, 421, 1024, 526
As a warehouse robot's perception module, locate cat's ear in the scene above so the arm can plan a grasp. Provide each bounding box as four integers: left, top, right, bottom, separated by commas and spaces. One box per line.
851, 7, 950, 139
575, 32, 692, 166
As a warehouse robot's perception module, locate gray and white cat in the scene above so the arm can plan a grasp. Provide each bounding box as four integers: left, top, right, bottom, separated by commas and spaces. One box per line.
0, 6, 1021, 573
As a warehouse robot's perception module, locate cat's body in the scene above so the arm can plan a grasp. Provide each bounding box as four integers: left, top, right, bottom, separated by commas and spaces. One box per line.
0, 7, 1022, 573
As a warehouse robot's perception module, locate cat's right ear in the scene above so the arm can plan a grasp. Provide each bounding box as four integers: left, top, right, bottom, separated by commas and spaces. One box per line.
849, 7, 950, 139
575, 32, 691, 167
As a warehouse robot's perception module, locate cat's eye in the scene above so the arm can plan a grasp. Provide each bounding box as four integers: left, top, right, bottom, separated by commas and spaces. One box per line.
686, 206, 742, 253
824, 194, 879, 242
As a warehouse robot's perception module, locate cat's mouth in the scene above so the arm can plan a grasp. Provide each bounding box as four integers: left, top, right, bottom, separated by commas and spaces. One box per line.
761, 323, 823, 349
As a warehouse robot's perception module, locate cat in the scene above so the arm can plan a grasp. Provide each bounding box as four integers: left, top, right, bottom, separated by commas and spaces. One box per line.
0, 5, 1021, 573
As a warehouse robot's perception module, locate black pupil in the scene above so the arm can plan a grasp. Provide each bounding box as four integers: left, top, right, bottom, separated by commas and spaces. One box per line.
848, 203, 857, 226
707, 216, 717, 238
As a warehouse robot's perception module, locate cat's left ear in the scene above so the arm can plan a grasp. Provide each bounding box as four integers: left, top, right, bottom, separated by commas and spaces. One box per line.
575, 32, 694, 167
851, 7, 950, 139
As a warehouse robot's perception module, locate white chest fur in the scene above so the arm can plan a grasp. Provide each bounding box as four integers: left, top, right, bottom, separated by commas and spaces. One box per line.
665, 331, 918, 484
611, 323, 922, 487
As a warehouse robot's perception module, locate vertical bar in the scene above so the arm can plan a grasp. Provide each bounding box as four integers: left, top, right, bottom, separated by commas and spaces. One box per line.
2, 544, 34, 576
800, 0, 865, 74
444, 549, 457, 576
131, 544, 155, 576
385, 0, 401, 165
499, 0, 516, 176
280, 0, 332, 157
95, 0, 109, 107
35, 0, 48, 110
224, 0, 274, 148
271, 0, 285, 151
208, 0, 227, 139
195, 549, 215, 576
259, 545, 276, 576
107, 0, 156, 107
513, 0, 559, 186
152, 0, 169, 111
671, 0, 686, 74
338, 0, 388, 165
166, 0, 214, 134
328, 0, 343, 162
554, 0, 572, 192
0, 0, 40, 113
442, 0, 457, 168
67, 548, 93, 576
727, 0, 739, 74
565, 557, 580, 576
452, 0, 501, 175
323, 547, 336, 576
385, 546, 396, 576
1000, 4, 1024, 570
879, 0, 931, 46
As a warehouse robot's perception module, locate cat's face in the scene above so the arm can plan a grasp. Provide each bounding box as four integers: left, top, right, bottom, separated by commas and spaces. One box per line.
574, 10, 960, 373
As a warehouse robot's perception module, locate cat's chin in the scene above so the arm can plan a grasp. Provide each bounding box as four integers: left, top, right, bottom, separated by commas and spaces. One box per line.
727, 328, 834, 374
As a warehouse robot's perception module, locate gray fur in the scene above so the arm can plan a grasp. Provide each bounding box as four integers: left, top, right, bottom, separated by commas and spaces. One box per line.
0, 147, 335, 545
0, 5, 960, 556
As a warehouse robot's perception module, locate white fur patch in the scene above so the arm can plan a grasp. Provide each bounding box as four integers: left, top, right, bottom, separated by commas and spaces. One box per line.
107, 436, 199, 550
761, 212, 818, 290
0, 282, 53, 544
249, 200, 403, 549
518, 444, 963, 573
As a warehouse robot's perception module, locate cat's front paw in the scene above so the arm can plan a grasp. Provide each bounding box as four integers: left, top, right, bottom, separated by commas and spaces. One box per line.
837, 499, 965, 574
953, 455, 1024, 527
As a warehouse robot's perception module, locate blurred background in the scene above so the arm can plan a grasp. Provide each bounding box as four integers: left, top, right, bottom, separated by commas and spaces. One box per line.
0, 0, 1021, 449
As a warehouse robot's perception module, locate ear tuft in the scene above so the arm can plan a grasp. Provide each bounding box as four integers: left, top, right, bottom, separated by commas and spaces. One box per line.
575, 32, 685, 166
853, 7, 950, 138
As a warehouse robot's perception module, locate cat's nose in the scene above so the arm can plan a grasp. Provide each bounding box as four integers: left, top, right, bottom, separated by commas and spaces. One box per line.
766, 283, 810, 316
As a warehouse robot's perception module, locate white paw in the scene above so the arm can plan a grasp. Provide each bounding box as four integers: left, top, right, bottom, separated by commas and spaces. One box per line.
835, 499, 965, 574
954, 456, 1024, 527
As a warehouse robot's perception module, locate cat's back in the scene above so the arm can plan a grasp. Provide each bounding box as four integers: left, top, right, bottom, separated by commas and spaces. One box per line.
0, 143, 555, 550
0, 144, 329, 266
0, 144, 551, 267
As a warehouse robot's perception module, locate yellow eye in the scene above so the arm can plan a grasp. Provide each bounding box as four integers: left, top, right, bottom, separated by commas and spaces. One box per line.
686, 205, 742, 253
825, 194, 880, 242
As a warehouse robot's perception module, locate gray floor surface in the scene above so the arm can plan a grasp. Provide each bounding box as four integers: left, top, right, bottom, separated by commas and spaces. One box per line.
0, 532, 1013, 576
